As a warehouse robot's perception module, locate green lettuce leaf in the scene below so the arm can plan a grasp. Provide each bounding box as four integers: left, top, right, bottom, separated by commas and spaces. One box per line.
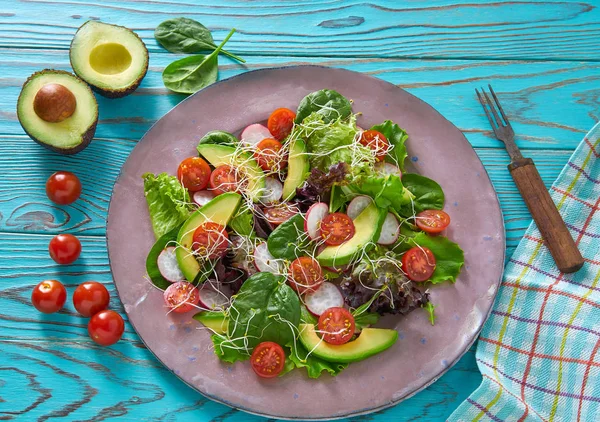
285, 341, 348, 378
349, 174, 414, 212
211, 333, 250, 363
400, 173, 445, 215
142, 172, 192, 238
371, 120, 409, 171
229, 204, 254, 236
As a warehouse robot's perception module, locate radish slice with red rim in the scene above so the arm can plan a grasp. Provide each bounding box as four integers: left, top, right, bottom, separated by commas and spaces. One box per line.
241, 123, 271, 147
377, 212, 400, 245
254, 242, 284, 273
375, 162, 402, 178
304, 282, 344, 316
347, 195, 373, 220
304, 202, 328, 241
157, 247, 184, 283
198, 283, 231, 310
192, 190, 215, 207
260, 177, 283, 204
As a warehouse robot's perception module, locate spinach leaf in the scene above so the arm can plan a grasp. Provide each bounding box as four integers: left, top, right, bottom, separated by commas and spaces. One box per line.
155, 18, 244, 62
371, 120, 409, 171
145, 224, 182, 290
349, 174, 414, 213
162, 28, 235, 94
229, 204, 254, 236
142, 172, 192, 238
286, 341, 348, 378
329, 183, 347, 212
400, 173, 445, 215
267, 214, 307, 260
295, 89, 352, 124
300, 305, 317, 325
354, 312, 380, 331
198, 130, 238, 147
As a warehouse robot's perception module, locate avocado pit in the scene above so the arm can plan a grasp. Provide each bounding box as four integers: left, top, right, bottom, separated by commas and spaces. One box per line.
33, 83, 77, 123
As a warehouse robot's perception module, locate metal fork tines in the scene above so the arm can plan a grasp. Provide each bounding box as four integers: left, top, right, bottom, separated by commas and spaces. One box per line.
476, 85, 522, 161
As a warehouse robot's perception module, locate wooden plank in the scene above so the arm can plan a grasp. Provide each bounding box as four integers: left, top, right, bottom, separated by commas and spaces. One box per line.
0, 0, 599, 61
0, 231, 480, 421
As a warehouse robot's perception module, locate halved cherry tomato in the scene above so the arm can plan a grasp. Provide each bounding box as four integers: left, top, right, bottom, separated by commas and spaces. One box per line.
250, 341, 285, 378
320, 213, 355, 246
267, 108, 296, 141
49, 234, 81, 264
401, 246, 436, 282
177, 157, 211, 192
288, 257, 324, 294
263, 204, 299, 226
46, 171, 82, 205
209, 165, 243, 195
416, 210, 451, 235
31, 280, 67, 314
192, 222, 229, 259
88, 310, 124, 346
163, 281, 200, 313
73, 281, 110, 317
359, 130, 389, 161
254, 138, 287, 172
318, 307, 355, 345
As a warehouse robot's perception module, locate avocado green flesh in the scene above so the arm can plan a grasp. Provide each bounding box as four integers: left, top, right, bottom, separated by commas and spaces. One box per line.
193, 311, 228, 335
282, 138, 309, 200
17, 70, 98, 152
197, 144, 266, 201
70, 21, 148, 97
176, 192, 242, 282
316, 201, 385, 266
298, 324, 398, 363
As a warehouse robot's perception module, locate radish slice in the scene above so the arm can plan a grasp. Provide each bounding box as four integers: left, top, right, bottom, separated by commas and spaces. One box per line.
356, 125, 364, 132
241, 123, 271, 147
377, 213, 400, 245
375, 162, 402, 178
304, 282, 344, 316
254, 242, 284, 273
304, 202, 328, 240
192, 190, 215, 207
198, 284, 231, 310
347, 195, 373, 220
260, 177, 283, 204
157, 247, 185, 283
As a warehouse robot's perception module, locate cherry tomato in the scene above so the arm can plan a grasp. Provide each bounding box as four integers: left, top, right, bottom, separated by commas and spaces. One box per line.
267, 108, 296, 141
88, 310, 124, 346
209, 165, 243, 196
191, 222, 229, 259
263, 203, 299, 226
73, 281, 110, 317
250, 341, 285, 378
288, 257, 324, 294
416, 210, 451, 235
254, 138, 287, 172
177, 157, 211, 192
31, 280, 67, 314
320, 213, 355, 246
359, 130, 389, 161
163, 281, 200, 313
46, 171, 82, 205
402, 246, 436, 282
49, 234, 81, 265
318, 307, 355, 345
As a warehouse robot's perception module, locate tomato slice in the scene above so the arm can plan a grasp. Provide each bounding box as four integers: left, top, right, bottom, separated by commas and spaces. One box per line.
251, 341, 285, 378
192, 222, 229, 259
254, 138, 287, 173
177, 157, 211, 192
263, 203, 299, 225
267, 108, 296, 141
401, 246, 436, 282
288, 257, 324, 294
359, 130, 389, 161
416, 210, 451, 234
318, 307, 355, 345
320, 213, 355, 246
163, 281, 200, 313
209, 165, 243, 195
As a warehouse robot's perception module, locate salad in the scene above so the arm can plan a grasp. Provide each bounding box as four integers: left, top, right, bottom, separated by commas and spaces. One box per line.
142, 89, 464, 379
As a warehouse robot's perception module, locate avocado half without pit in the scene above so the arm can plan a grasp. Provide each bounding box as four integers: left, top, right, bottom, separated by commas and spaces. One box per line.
17, 69, 98, 154
70, 21, 149, 98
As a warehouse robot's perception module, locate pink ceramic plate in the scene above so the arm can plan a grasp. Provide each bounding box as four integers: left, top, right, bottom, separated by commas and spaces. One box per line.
107, 66, 505, 419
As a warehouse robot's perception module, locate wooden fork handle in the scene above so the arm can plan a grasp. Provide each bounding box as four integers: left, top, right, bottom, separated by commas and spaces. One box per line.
508, 158, 584, 273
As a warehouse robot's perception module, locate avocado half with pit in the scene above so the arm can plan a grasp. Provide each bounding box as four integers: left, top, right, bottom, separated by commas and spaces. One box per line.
70, 21, 149, 98
17, 69, 98, 154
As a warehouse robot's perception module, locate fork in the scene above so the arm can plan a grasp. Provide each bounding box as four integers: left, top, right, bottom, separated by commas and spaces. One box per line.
476, 85, 584, 273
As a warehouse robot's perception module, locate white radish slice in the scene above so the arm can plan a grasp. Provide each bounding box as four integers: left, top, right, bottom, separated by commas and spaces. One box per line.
198, 284, 231, 310
260, 177, 283, 204
253, 242, 284, 273
347, 195, 373, 220
241, 123, 271, 147
304, 202, 328, 240
375, 162, 402, 178
304, 282, 344, 316
377, 213, 400, 245
157, 247, 185, 283
192, 190, 215, 207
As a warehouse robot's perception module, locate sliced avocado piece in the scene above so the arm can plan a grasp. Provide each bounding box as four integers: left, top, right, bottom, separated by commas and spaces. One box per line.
316, 201, 385, 266
298, 324, 398, 363
176, 192, 242, 282
70, 21, 149, 98
282, 138, 309, 200
193, 311, 228, 334
197, 144, 266, 202
17, 69, 98, 154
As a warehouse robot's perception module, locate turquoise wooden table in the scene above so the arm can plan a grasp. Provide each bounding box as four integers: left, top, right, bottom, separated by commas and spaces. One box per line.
1, 1, 599, 420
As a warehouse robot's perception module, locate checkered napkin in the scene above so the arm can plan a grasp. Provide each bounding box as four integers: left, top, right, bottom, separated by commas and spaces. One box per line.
449, 122, 600, 422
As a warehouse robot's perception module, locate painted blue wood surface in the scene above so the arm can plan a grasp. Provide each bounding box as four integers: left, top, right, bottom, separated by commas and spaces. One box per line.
0, 1, 598, 421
